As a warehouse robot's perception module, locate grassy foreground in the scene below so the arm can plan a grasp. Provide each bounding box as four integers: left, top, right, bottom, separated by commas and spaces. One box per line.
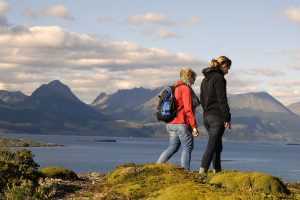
48, 163, 300, 199
1, 151, 300, 199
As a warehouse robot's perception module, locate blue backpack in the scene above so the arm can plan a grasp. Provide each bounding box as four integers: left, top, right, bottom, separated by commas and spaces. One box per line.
155, 83, 184, 122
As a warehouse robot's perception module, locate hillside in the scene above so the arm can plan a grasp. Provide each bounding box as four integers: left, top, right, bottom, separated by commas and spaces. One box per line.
288, 101, 300, 116
92, 87, 162, 121
34, 164, 300, 199
92, 88, 300, 141
0, 90, 28, 105
0, 80, 154, 137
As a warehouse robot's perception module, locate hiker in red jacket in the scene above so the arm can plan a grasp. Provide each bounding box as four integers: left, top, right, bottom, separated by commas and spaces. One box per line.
157, 68, 200, 170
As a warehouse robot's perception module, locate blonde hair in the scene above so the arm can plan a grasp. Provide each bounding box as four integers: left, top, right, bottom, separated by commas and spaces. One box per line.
210, 56, 232, 68
180, 68, 197, 84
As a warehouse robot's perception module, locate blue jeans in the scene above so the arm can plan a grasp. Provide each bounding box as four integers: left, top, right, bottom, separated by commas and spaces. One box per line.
200, 115, 225, 171
157, 124, 194, 170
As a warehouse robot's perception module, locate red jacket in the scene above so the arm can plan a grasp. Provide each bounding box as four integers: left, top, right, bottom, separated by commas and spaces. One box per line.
169, 80, 197, 128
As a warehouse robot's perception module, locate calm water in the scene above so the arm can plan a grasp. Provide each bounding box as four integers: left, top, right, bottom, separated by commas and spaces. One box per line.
1, 134, 300, 182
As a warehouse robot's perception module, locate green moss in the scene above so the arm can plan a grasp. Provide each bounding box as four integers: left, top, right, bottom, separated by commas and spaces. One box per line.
106, 163, 201, 199
209, 171, 290, 195
41, 166, 78, 180
102, 164, 297, 199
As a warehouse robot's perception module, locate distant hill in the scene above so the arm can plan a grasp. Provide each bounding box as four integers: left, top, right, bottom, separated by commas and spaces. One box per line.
227, 92, 300, 141
2, 81, 300, 141
287, 101, 300, 116
0, 90, 28, 105
0, 80, 153, 137
228, 92, 293, 114
91, 87, 162, 121
92, 88, 300, 141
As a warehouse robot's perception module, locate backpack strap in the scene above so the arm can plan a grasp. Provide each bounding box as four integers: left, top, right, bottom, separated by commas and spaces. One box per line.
172, 83, 187, 113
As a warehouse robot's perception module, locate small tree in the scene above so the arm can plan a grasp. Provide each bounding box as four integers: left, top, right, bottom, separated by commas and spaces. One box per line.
0, 149, 41, 192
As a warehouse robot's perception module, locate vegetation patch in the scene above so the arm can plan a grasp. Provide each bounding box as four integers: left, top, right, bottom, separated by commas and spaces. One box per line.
41, 166, 78, 180
0, 149, 58, 200
0, 138, 62, 147
102, 163, 295, 200
209, 171, 290, 195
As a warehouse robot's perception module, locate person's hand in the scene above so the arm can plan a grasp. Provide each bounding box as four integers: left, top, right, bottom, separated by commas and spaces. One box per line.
224, 122, 231, 129
192, 128, 200, 137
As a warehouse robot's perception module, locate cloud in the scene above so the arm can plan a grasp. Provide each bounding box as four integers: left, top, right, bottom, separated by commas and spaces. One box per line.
269, 79, 300, 87
0, 0, 8, 16
290, 64, 300, 70
242, 68, 284, 77
0, 25, 206, 103
284, 6, 300, 23
22, 5, 74, 20
128, 12, 171, 25
0, 16, 9, 26
142, 28, 181, 39
184, 17, 201, 26
268, 88, 300, 105
98, 16, 113, 23
22, 8, 37, 19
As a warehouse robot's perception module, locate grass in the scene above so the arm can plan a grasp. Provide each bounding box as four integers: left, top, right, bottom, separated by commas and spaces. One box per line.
41, 166, 78, 180
100, 163, 300, 200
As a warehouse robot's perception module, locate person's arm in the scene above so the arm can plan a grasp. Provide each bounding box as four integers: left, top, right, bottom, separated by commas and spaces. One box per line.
214, 77, 231, 123
181, 85, 197, 128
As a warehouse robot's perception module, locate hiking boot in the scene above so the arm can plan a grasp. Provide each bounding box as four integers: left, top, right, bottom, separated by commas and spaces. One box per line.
212, 169, 222, 173
199, 167, 207, 174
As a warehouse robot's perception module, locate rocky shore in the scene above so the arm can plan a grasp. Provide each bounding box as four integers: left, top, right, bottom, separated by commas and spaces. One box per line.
0, 138, 62, 147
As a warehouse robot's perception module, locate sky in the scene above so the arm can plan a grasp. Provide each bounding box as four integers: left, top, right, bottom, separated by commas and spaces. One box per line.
0, 0, 300, 105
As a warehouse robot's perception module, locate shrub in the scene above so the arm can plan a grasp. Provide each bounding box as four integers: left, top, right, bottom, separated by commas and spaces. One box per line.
0, 149, 41, 191
4, 179, 57, 200
4, 180, 33, 200
41, 166, 78, 180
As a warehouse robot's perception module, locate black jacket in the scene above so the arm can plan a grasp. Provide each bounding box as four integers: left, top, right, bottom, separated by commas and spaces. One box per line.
200, 67, 231, 122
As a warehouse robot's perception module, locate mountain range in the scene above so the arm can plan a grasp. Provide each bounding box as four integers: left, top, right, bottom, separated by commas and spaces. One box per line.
0, 80, 153, 137
92, 87, 300, 141
1, 80, 300, 141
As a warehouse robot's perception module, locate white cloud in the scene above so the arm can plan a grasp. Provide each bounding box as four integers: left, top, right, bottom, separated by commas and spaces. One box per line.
269, 79, 300, 87
290, 64, 300, 70
242, 68, 284, 77
268, 88, 300, 105
142, 28, 180, 39
129, 12, 171, 25
22, 5, 74, 20
0, 25, 205, 103
184, 17, 201, 26
0, 0, 8, 16
284, 6, 300, 23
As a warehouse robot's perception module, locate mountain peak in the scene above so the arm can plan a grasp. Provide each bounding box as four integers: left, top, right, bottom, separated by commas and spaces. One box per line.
0, 90, 28, 104
30, 80, 80, 102
48, 80, 64, 87
229, 91, 292, 114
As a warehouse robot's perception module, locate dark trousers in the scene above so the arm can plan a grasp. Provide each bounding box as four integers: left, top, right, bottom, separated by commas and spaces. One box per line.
200, 115, 225, 171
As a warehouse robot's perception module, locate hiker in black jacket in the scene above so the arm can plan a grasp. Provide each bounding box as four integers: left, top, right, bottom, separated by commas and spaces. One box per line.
199, 56, 232, 174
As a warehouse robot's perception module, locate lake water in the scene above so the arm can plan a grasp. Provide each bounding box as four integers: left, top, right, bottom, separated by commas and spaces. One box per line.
1, 134, 300, 182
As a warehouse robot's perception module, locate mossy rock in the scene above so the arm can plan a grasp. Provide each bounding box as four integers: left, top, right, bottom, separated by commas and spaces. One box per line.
41, 166, 78, 180
103, 164, 295, 199
106, 163, 202, 199
209, 171, 290, 195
